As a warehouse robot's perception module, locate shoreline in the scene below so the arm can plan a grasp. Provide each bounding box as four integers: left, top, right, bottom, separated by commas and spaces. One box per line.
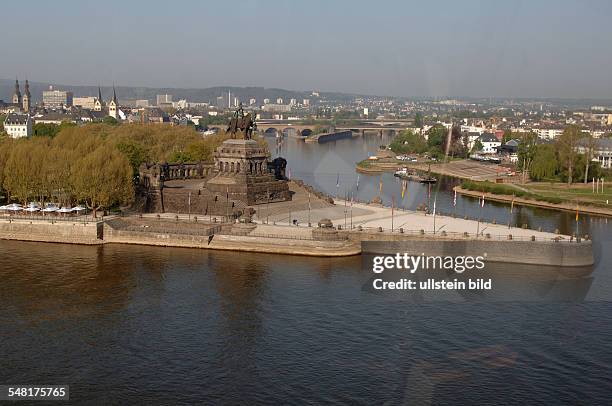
0, 211, 595, 266
454, 186, 612, 218
356, 160, 612, 217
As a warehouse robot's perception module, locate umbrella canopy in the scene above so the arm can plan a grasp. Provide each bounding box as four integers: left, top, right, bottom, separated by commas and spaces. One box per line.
57, 207, 73, 213
0, 205, 8, 211
6, 204, 23, 212
42, 204, 59, 213
24, 207, 40, 212
72, 205, 87, 212
27, 202, 41, 209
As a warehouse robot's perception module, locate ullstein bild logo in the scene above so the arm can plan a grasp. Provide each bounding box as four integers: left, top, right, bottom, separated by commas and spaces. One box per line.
370, 253, 491, 291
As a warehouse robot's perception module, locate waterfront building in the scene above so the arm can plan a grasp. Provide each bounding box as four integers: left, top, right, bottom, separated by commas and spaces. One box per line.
477, 133, 501, 153
249, 98, 257, 106
4, 113, 32, 138
43, 86, 73, 108
303, 98, 310, 106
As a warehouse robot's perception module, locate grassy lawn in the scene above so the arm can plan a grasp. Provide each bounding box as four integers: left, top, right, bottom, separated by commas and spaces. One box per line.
525, 182, 612, 205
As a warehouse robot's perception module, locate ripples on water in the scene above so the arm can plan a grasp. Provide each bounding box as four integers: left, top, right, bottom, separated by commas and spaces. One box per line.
1, 240, 611, 404
1, 135, 611, 404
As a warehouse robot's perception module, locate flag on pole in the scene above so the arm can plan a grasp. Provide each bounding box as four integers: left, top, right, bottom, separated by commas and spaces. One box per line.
453, 189, 457, 207
379, 176, 383, 193
401, 180, 406, 200
510, 196, 515, 214
336, 173, 340, 188
287, 167, 291, 180
576, 205, 579, 222
356, 175, 360, 191
481, 194, 485, 208
433, 197, 437, 216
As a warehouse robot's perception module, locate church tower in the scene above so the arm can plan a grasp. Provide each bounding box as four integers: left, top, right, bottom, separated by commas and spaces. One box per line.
12, 78, 22, 107
93, 85, 104, 111
22, 80, 31, 111
108, 86, 118, 119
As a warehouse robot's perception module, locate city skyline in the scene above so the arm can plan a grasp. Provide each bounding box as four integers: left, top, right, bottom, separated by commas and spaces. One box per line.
2, 0, 612, 99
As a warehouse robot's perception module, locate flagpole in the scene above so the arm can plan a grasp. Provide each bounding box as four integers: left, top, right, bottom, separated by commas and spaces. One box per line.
477, 195, 483, 236
308, 192, 311, 226
391, 193, 395, 232
344, 191, 347, 229
266, 188, 270, 224
433, 196, 436, 234
508, 195, 514, 229
350, 192, 353, 229
188, 191, 191, 221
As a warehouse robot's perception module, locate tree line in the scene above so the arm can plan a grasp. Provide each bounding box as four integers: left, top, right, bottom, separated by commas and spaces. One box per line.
517, 125, 609, 184
0, 123, 230, 214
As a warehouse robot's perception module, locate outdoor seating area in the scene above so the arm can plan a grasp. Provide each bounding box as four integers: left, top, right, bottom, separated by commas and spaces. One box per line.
0, 202, 88, 216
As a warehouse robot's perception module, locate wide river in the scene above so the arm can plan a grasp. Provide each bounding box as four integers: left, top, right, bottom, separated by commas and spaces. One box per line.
1, 134, 610, 404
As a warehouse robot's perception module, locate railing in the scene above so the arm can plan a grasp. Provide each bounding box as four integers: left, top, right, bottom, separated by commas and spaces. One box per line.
0, 214, 101, 223
344, 226, 584, 243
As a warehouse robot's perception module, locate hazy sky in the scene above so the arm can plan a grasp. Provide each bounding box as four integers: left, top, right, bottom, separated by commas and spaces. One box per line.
3, 0, 612, 98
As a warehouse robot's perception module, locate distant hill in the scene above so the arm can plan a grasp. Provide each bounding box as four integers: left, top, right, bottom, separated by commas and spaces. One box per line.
0, 79, 356, 105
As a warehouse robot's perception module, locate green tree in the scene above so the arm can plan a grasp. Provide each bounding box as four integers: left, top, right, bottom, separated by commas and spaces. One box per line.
517, 132, 537, 183
426, 124, 447, 157
529, 144, 558, 181
471, 139, 484, 153
117, 141, 148, 175
502, 129, 513, 143
556, 125, 584, 185
389, 130, 427, 154
72, 143, 133, 216
414, 112, 423, 129
103, 116, 119, 125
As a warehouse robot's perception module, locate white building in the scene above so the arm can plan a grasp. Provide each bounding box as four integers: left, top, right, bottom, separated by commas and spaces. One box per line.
534, 127, 564, 139
262, 103, 291, 113
302, 99, 310, 106
477, 133, 501, 154
4, 113, 32, 138
577, 138, 612, 169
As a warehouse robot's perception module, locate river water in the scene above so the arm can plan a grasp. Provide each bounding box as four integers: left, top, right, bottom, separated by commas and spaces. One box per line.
1, 134, 610, 404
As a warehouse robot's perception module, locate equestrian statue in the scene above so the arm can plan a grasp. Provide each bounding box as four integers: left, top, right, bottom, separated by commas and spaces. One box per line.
227, 103, 256, 140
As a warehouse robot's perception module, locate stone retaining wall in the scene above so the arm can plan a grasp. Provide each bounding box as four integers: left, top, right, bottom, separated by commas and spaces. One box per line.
361, 239, 594, 267
0, 219, 103, 245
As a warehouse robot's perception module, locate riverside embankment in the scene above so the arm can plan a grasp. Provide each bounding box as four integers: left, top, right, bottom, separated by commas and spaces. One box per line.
455, 186, 612, 218
0, 210, 594, 266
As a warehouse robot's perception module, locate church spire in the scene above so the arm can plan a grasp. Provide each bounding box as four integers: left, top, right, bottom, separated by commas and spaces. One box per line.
97, 85, 103, 103
112, 85, 117, 104
12, 77, 22, 106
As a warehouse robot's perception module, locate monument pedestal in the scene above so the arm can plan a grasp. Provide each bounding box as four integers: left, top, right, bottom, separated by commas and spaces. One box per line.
205, 139, 291, 206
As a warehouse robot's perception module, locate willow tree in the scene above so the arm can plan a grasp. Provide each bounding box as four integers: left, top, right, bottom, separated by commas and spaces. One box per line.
71, 142, 134, 217
530, 144, 558, 181
3, 141, 45, 204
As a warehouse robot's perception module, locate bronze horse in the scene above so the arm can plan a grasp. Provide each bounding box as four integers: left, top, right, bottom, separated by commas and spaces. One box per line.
227, 107, 255, 140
